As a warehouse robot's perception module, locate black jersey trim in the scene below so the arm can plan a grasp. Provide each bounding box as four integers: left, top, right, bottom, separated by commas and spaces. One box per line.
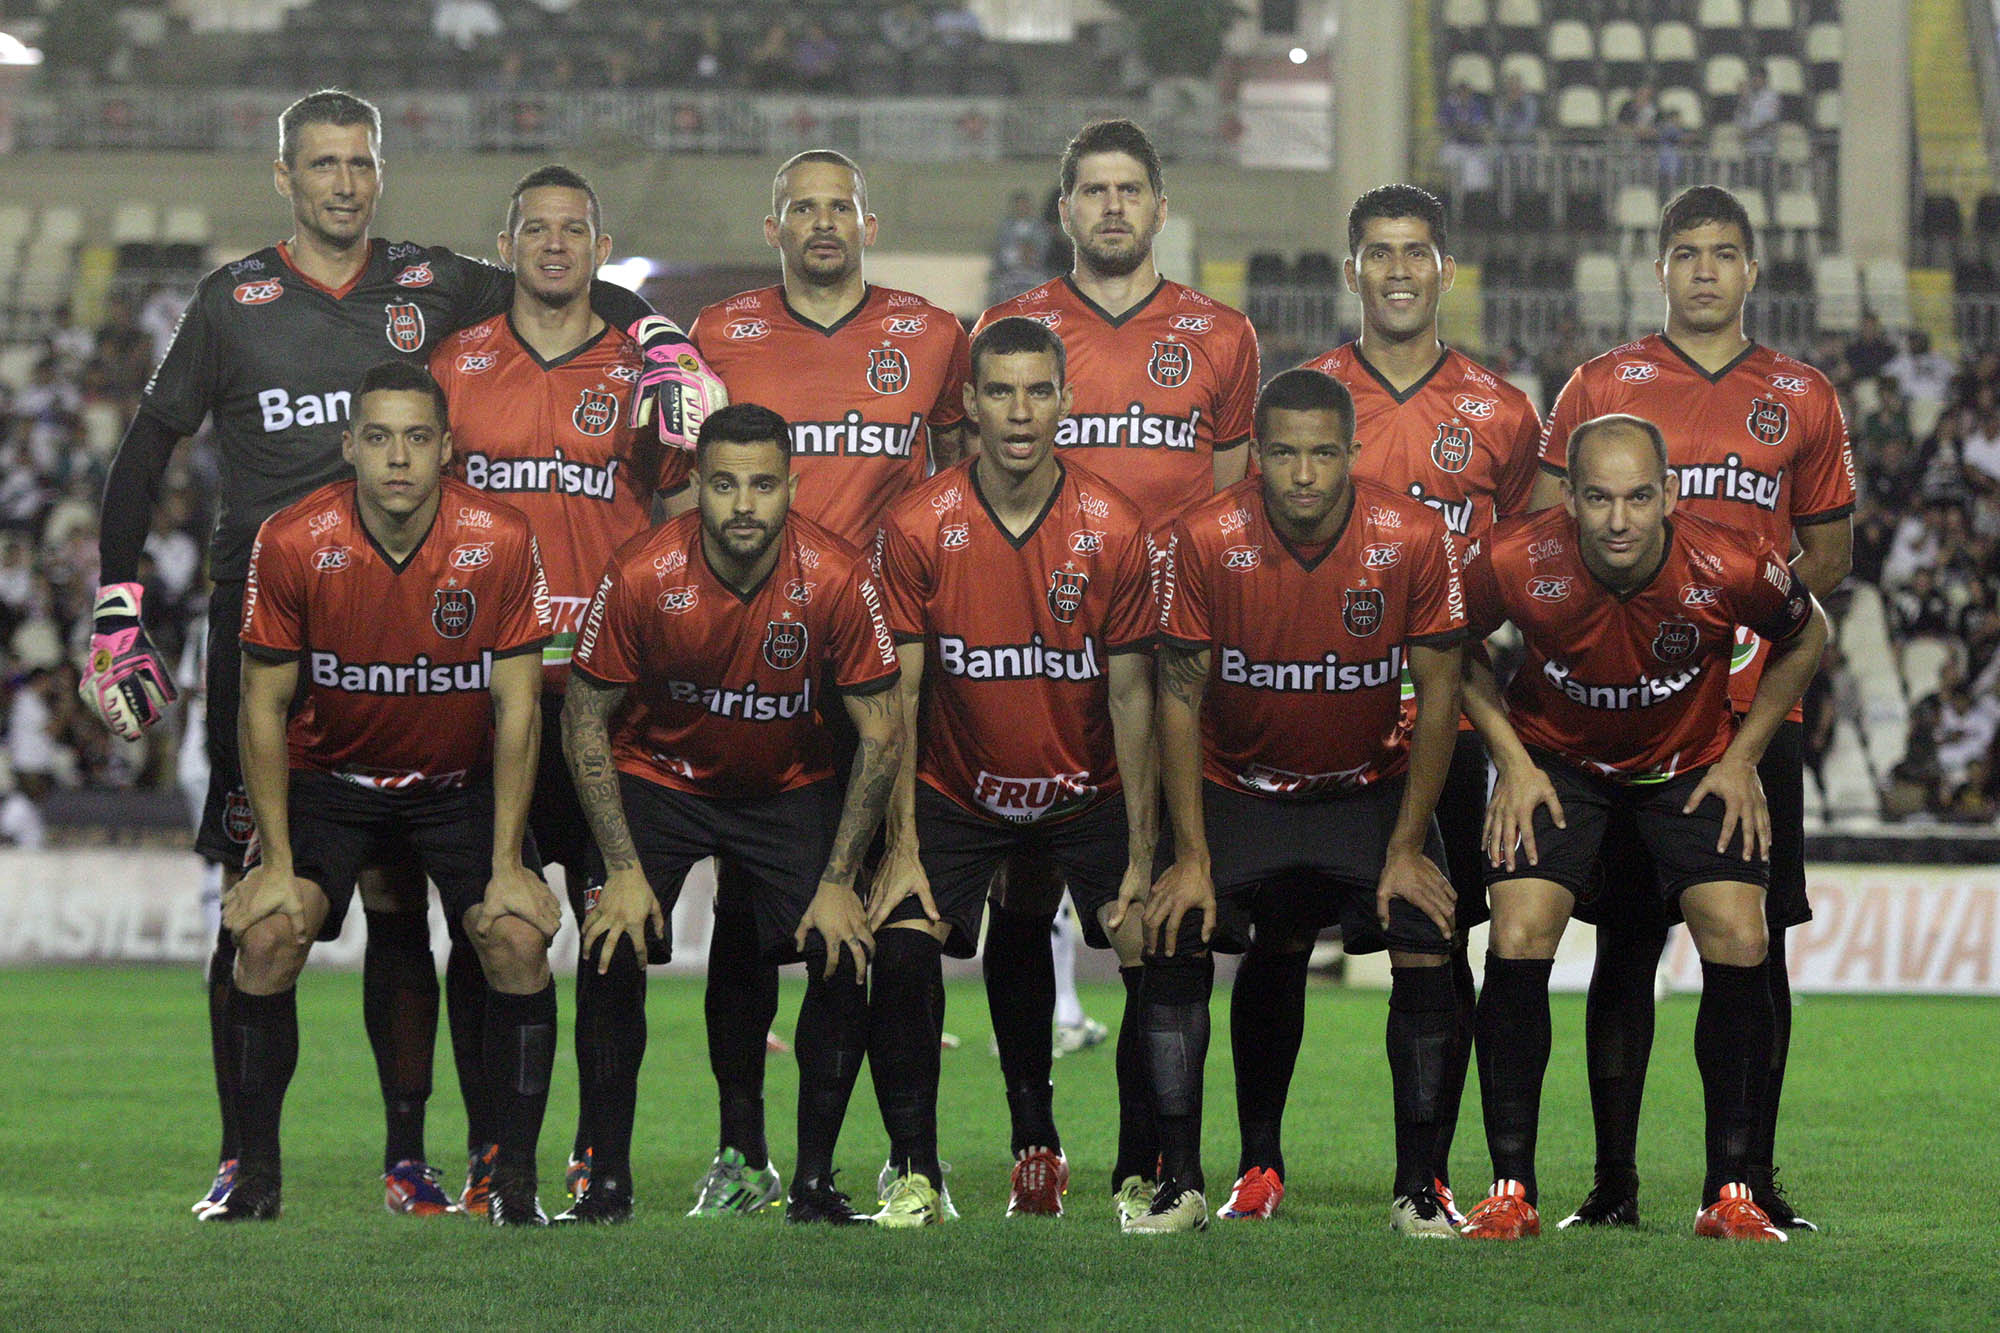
1107, 634, 1157, 655
1353, 344, 1451, 406
700, 539, 782, 606
781, 285, 874, 337
1159, 633, 1211, 654
835, 670, 901, 698
892, 631, 926, 646
1539, 459, 1567, 478
1408, 626, 1471, 649
359, 499, 442, 575
972, 459, 1066, 550
506, 315, 612, 372
1585, 518, 1674, 603
241, 641, 301, 664
1793, 502, 1855, 527
1061, 275, 1167, 329
494, 637, 550, 661
568, 663, 626, 690
1657, 334, 1760, 385
1215, 432, 1252, 451
1271, 492, 1355, 574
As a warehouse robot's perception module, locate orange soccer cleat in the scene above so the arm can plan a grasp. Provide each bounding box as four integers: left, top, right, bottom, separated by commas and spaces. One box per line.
1006, 1147, 1070, 1217
1694, 1182, 1788, 1243
1217, 1166, 1286, 1221
1459, 1179, 1542, 1240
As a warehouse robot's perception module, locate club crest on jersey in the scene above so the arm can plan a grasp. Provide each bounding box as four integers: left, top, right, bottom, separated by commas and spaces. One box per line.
385, 303, 425, 353
1453, 394, 1497, 420
432, 588, 476, 639
1430, 423, 1474, 473
573, 388, 619, 436
1528, 575, 1574, 602
223, 789, 255, 844
1342, 588, 1384, 637
867, 347, 910, 395
394, 263, 434, 288
1746, 397, 1789, 445
233, 280, 283, 305
1047, 566, 1090, 624
1147, 340, 1191, 389
762, 617, 809, 670
1616, 361, 1659, 383
1652, 620, 1699, 663
725, 318, 770, 341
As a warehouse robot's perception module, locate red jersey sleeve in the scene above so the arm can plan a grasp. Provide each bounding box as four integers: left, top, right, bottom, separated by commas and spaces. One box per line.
927, 322, 972, 431
572, 560, 643, 686
494, 527, 555, 655
1792, 387, 1857, 525
1540, 364, 1593, 473
1493, 398, 1546, 519
876, 511, 932, 644
1407, 518, 1469, 644
1459, 529, 1507, 640
1102, 527, 1159, 652
1159, 518, 1212, 647
828, 558, 902, 692
1213, 323, 1260, 448
239, 523, 306, 659
1730, 543, 1815, 646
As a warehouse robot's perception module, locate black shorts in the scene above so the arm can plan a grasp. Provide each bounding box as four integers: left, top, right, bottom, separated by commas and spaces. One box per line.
530, 691, 602, 917
1438, 729, 1492, 935
196, 582, 253, 867
279, 770, 538, 942
911, 783, 1131, 958
618, 773, 838, 964
1195, 779, 1452, 958
1487, 750, 1770, 922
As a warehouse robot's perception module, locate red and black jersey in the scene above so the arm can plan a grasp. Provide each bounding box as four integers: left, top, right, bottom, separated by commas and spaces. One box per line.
877, 458, 1157, 824
1301, 343, 1542, 542
240, 478, 552, 787
1461, 507, 1813, 781
1162, 478, 1467, 796
690, 284, 970, 548
975, 277, 1259, 531
571, 510, 898, 799
1541, 334, 1853, 712
432, 315, 682, 691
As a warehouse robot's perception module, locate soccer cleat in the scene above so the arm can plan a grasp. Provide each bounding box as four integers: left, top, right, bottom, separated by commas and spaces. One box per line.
1750, 1167, 1818, 1232
874, 1171, 943, 1228
1390, 1186, 1461, 1239
1695, 1182, 1788, 1242
1006, 1148, 1069, 1217
198, 1165, 280, 1222
1434, 1178, 1466, 1228
383, 1159, 459, 1216
1217, 1166, 1285, 1221
687, 1148, 784, 1217
1121, 1179, 1209, 1234
877, 1158, 958, 1220
786, 1173, 873, 1225
1558, 1173, 1641, 1229
552, 1174, 633, 1225
1113, 1175, 1156, 1227
564, 1148, 591, 1203
486, 1166, 549, 1227
1459, 1180, 1541, 1240
460, 1143, 499, 1217
192, 1159, 237, 1214
1053, 1016, 1110, 1058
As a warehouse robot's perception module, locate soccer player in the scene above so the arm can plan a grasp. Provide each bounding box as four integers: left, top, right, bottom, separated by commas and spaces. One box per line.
1535, 185, 1852, 1230
972, 118, 1259, 1221
683, 148, 969, 1216
871, 316, 1159, 1226
205, 361, 559, 1224
1136, 368, 1467, 1235
1243, 184, 1540, 1225
559, 403, 904, 1227
431, 164, 688, 1221
1456, 412, 1827, 1242
81, 88, 720, 1215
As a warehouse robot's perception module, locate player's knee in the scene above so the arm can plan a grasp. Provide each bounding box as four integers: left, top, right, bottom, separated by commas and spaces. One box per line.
1099, 902, 1144, 966
1686, 907, 1768, 967
235, 916, 308, 990
473, 914, 551, 990
873, 920, 943, 978
1487, 912, 1562, 961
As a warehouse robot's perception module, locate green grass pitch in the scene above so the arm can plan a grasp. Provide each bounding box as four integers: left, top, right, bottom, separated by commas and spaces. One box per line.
1, 967, 1993, 1329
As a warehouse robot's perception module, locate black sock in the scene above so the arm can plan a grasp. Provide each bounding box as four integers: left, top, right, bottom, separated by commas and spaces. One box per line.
443, 932, 492, 1154
1388, 964, 1456, 1200
1230, 944, 1308, 1178
1749, 927, 1792, 1175
1696, 958, 1773, 1204
482, 983, 557, 1174
868, 928, 943, 1183
1474, 954, 1553, 1204
794, 951, 869, 1185
207, 926, 240, 1163
1583, 918, 1667, 1184
227, 985, 298, 1172
1142, 951, 1213, 1193
575, 938, 647, 1185
362, 908, 437, 1171
984, 903, 1059, 1156
706, 902, 775, 1169
1432, 942, 1477, 1189
1110, 965, 1157, 1190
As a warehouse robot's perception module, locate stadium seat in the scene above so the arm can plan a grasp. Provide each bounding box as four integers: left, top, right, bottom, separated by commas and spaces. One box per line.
1651, 20, 1699, 74
1819, 723, 1880, 825
1862, 258, 1911, 327
1766, 55, 1804, 97
1496, 0, 1543, 32
1697, 0, 1748, 32
1704, 53, 1749, 97
1812, 89, 1839, 130
1573, 251, 1623, 333
111, 201, 159, 246
1804, 20, 1842, 88
1448, 52, 1497, 94
0, 205, 28, 251
1555, 85, 1604, 130
0, 344, 38, 393
1737, 188, 1771, 235
1546, 21, 1595, 80
1900, 637, 1952, 706
1814, 254, 1863, 331
1600, 21, 1646, 79
1657, 84, 1705, 131
1748, 0, 1795, 35
1499, 51, 1548, 94
1623, 256, 1662, 335
1443, 0, 1492, 30
1774, 188, 1822, 260
162, 206, 212, 247
35, 207, 83, 248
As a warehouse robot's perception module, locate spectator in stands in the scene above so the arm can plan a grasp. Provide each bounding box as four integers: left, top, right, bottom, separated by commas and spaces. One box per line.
7, 666, 63, 813
1886, 328, 1956, 405
1935, 672, 2000, 809
1437, 81, 1493, 192
1616, 81, 1660, 141
1654, 109, 1689, 189
1494, 72, 1540, 143
791, 20, 843, 92
433, 0, 503, 53
1859, 378, 1911, 445
1809, 331, 1854, 391
1845, 311, 1898, 384
1890, 564, 1954, 640
1734, 68, 1781, 152
987, 189, 1055, 306
1959, 398, 2000, 498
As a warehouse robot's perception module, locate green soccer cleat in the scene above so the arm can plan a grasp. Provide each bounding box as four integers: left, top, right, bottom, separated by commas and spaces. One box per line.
878, 1157, 959, 1220
1113, 1174, 1155, 1228
687, 1148, 783, 1217
873, 1171, 943, 1228
1390, 1186, 1461, 1239
1121, 1179, 1208, 1235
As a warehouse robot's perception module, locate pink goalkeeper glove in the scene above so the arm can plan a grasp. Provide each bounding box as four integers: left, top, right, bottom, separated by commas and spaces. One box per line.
628, 315, 728, 452
79, 582, 179, 741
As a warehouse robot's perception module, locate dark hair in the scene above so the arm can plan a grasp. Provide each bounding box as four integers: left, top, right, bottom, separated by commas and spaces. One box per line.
968, 316, 1067, 384
1566, 412, 1668, 482
1347, 183, 1449, 256
1059, 119, 1164, 197
355, 359, 447, 428
1254, 368, 1355, 442
1658, 184, 1755, 259
506, 164, 601, 236
696, 403, 792, 471
278, 89, 380, 167
772, 148, 867, 215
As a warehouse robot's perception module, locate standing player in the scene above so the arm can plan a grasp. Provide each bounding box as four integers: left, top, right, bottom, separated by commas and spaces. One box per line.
80, 89, 721, 1214
559, 403, 904, 1227
207, 361, 559, 1224
1137, 368, 1467, 1236
432, 165, 688, 1221
1228, 184, 1540, 1225
973, 119, 1259, 1220
1535, 185, 1851, 1230
683, 148, 969, 1216
1456, 413, 1826, 1242
870, 317, 1159, 1226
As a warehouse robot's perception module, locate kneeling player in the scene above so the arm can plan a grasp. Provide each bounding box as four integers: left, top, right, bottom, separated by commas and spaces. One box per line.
1457, 414, 1826, 1242
561, 404, 903, 1226
1138, 368, 1467, 1235
207, 362, 561, 1224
